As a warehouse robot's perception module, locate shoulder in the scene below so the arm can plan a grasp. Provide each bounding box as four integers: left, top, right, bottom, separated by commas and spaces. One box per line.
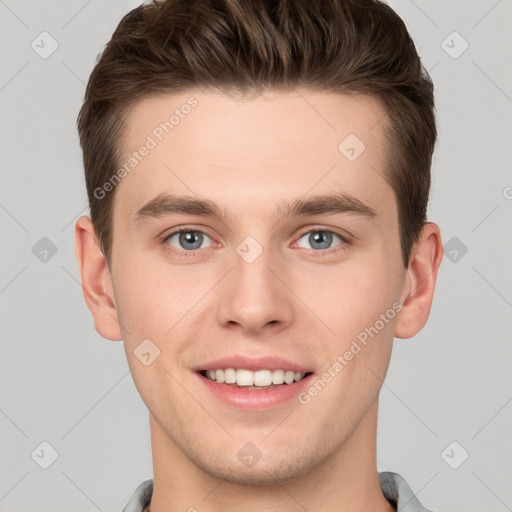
121, 479, 153, 512
379, 471, 435, 512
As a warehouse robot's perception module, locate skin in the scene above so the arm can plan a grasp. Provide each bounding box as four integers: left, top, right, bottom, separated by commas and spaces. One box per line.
75, 89, 443, 512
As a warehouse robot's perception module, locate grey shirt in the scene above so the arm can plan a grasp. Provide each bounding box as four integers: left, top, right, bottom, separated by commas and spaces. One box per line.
121, 472, 433, 511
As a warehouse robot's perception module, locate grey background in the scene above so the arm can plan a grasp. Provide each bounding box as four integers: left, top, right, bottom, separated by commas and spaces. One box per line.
1, 1, 511, 511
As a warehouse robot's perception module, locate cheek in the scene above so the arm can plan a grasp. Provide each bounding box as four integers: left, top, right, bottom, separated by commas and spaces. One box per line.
304, 261, 402, 341
296, 265, 400, 422
112, 253, 201, 340
298, 251, 404, 397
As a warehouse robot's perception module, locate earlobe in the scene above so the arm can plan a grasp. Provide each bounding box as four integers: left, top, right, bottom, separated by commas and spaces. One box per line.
74, 215, 123, 341
395, 222, 443, 339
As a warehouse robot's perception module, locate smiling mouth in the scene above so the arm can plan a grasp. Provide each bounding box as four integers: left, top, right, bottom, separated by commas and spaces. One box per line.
198, 368, 314, 390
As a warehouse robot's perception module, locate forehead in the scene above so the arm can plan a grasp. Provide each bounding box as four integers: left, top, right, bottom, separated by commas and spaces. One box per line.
113, 89, 393, 224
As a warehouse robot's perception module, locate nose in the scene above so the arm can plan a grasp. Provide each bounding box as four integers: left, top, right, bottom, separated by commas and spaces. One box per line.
216, 243, 295, 335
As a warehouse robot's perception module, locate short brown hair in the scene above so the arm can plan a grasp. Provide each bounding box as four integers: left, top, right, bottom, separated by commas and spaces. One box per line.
77, 0, 436, 269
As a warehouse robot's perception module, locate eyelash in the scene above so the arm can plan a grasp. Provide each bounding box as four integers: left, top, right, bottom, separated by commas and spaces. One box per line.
160, 226, 351, 259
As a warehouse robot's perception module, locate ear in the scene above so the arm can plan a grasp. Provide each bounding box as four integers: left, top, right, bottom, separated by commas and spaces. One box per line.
74, 215, 123, 341
395, 222, 443, 339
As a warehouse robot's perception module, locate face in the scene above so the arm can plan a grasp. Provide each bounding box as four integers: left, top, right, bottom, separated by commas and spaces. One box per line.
106, 89, 409, 484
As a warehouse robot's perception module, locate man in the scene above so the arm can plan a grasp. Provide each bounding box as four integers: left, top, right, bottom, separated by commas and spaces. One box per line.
74, 0, 443, 510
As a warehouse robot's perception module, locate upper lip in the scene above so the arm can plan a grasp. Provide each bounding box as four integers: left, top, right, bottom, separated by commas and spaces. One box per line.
192, 355, 313, 374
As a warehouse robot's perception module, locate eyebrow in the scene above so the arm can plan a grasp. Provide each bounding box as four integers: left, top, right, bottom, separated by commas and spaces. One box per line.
131, 191, 377, 228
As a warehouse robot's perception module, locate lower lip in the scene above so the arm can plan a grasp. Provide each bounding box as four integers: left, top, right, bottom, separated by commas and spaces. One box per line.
195, 372, 314, 411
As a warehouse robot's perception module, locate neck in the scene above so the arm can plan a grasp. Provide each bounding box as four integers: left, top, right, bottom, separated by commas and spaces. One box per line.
147, 400, 394, 512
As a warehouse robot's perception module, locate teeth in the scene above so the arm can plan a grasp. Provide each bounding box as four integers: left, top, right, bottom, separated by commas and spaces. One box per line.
272, 369, 285, 385
254, 370, 272, 387
224, 368, 237, 383
204, 368, 307, 386
236, 369, 254, 386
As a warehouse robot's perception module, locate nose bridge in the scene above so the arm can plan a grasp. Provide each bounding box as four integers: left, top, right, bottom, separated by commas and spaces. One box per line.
216, 234, 294, 333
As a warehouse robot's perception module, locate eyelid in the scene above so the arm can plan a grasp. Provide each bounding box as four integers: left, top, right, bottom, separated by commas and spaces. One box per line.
290, 227, 351, 258
162, 226, 217, 248
293, 225, 352, 244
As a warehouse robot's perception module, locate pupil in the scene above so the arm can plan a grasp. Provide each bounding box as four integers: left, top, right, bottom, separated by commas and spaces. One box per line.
180, 231, 202, 250
311, 231, 331, 250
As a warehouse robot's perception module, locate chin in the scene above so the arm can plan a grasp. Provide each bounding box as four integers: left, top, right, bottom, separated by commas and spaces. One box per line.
194, 446, 319, 487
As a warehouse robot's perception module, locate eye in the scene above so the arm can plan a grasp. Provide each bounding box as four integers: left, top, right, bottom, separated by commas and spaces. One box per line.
161, 227, 349, 259
295, 230, 346, 251
163, 229, 214, 253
